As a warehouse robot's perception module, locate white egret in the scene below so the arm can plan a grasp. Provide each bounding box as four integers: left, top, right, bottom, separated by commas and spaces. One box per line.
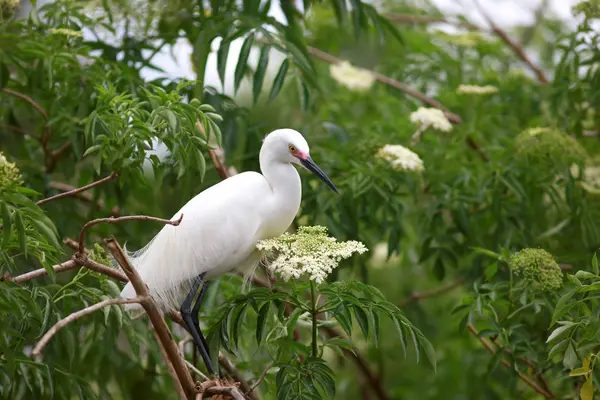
120, 128, 338, 375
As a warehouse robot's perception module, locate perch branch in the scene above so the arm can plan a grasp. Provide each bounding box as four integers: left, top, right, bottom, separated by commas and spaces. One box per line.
106, 237, 197, 399
49, 182, 120, 216
78, 214, 183, 255
474, 1, 548, 84
32, 297, 146, 358
37, 172, 119, 206
398, 278, 465, 307
466, 323, 554, 399
152, 327, 189, 400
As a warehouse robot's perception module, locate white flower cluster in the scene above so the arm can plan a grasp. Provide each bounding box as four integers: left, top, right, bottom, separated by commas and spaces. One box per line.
457, 84, 498, 95
329, 61, 376, 92
48, 28, 83, 38
256, 226, 368, 284
409, 107, 453, 132
377, 144, 424, 172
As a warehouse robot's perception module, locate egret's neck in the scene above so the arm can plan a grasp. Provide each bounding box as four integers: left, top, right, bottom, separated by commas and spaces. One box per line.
259, 151, 302, 200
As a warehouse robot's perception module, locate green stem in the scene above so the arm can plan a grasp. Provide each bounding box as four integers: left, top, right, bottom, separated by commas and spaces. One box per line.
310, 281, 318, 358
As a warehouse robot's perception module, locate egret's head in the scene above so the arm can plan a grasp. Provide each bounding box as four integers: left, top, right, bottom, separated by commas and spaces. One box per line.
263, 129, 339, 194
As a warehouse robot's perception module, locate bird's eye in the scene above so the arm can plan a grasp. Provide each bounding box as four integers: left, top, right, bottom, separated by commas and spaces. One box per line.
288, 145, 297, 153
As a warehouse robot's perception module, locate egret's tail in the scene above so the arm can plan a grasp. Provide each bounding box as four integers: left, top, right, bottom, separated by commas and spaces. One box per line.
118, 221, 200, 317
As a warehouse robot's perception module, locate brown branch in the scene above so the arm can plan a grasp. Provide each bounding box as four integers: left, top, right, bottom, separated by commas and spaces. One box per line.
466, 136, 490, 162
306, 46, 462, 124
198, 380, 246, 400
78, 214, 183, 255
398, 278, 465, 307
152, 327, 189, 400
5, 259, 78, 284
32, 296, 146, 358
37, 172, 119, 206
49, 184, 120, 216
81, 258, 128, 282
219, 354, 257, 400
474, 1, 548, 84
246, 362, 271, 396
384, 13, 480, 30
1, 88, 48, 120
466, 323, 554, 399
106, 237, 197, 399
208, 149, 231, 180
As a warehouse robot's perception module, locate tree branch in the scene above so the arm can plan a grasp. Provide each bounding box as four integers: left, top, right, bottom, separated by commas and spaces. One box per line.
4, 259, 78, 284
32, 296, 146, 358
306, 46, 462, 124
474, 1, 548, 84
398, 278, 465, 307
466, 323, 554, 399
218, 354, 257, 400
246, 362, 271, 396
37, 172, 119, 206
78, 214, 183, 255
1, 88, 48, 120
384, 12, 480, 30
106, 237, 197, 399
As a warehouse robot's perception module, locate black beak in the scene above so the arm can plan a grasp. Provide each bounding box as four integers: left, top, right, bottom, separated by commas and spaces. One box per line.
301, 156, 339, 194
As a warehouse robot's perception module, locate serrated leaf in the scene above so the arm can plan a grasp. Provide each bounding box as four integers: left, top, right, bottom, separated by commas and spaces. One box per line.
569, 367, 591, 376
82, 145, 102, 158
234, 34, 254, 93
268, 59, 289, 102
563, 342, 578, 370
591, 253, 598, 275
256, 302, 269, 345
547, 323, 575, 343
253, 45, 270, 103
581, 375, 594, 400
352, 305, 369, 338
217, 38, 231, 87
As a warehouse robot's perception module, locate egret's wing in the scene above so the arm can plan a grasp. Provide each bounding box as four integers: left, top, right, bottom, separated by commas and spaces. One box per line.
120, 172, 270, 313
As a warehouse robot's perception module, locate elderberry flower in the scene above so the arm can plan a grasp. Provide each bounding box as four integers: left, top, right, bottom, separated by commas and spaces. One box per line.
410, 107, 453, 132
0, 152, 22, 190
457, 84, 498, 95
515, 127, 587, 166
377, 144, 424, 172
329, 61, 376, 92
508, 248, 563, 291
89, 243, 111, 266
256, 226, 368, 284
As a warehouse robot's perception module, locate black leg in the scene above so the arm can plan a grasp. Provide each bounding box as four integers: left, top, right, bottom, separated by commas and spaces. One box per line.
191, 279, 211, 358
180, 273, 215, 376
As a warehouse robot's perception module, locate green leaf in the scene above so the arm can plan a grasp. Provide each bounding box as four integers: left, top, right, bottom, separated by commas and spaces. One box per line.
592, 253, 599, 275
256, 302, 269, 345
333, 304, 352, 336
252, 45, 270, 104
569, 367, 591, 376
82, 145, 102, 158
0, 62, 9, 89
15, 211, 26, 259
30, 218, 60, 249
323, 337, 355, 354
581, 375, 594, 400
352, 305, 369, 338
217, 37, 231, 87
563, 342, 578, 370
234, 34, 254, 93
330, 0, 347, 24
268, 59, 289, 102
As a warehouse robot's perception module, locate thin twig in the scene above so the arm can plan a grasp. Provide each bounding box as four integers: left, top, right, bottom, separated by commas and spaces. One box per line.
1, 88, 48, 120
474, 1, 548, 84
80, 258, 128, 282
246, 363, 271, 395
466, 323, 554, 399
384, 13, 480, 30
204, 385, 246, 400
398, 278, 465, 307
185, 360, 209, 381
5, 260, 78, 284
78, 214, 183, 255
306, 46, 462, 124
219, 354, 257, 400
106, 238, 197, 399
32, 297, 146, 358
37, 172, 119, 206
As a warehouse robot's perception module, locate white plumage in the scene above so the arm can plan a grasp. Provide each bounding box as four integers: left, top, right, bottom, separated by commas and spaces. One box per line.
120, 128, 337, 316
